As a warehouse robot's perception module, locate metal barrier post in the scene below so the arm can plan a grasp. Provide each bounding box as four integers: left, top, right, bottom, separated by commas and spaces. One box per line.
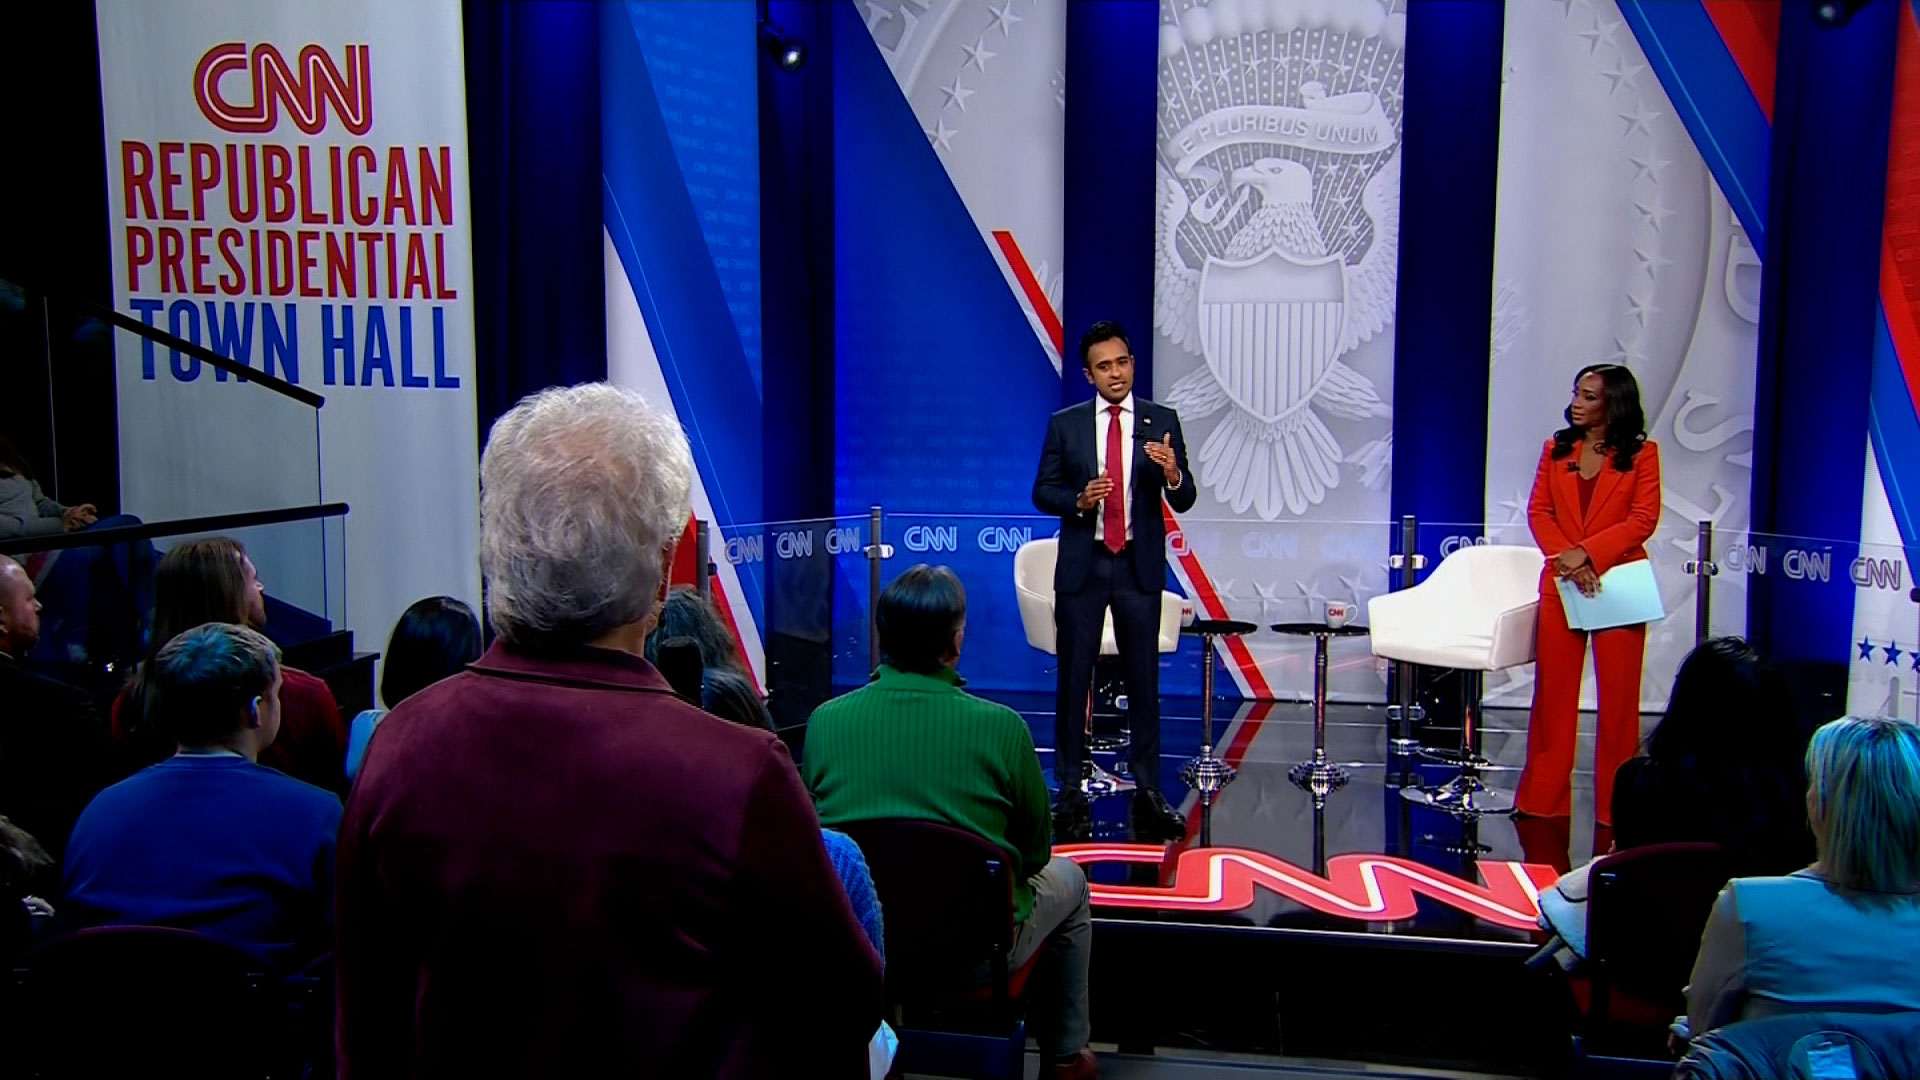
865, 505, 888, 672
1385, 514, 1427, 759
694, 519, 712, 603
1683, 520, 1717, 646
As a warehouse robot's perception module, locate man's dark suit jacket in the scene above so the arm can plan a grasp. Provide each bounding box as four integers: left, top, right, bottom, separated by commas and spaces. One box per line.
0, 654, 111, 861
337, 642, 883, 1079
1032, 396, 1197, 593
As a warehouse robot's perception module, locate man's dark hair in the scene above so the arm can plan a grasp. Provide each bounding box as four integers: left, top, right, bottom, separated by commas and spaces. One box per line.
876, 565, 966, 675
1078, 320, 1130, 369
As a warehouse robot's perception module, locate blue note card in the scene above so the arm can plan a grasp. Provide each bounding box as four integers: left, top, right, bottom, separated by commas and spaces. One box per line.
1556, 559, 1667, 631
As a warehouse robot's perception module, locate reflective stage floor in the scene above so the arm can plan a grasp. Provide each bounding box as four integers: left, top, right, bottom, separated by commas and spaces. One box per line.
973, 691, 1639, 1073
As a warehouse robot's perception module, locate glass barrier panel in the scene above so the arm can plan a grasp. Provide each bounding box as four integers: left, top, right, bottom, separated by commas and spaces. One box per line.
712, 516, 872, 728
1846, 534, 1920, 722
5, 514, 342, 691
1731, 530, 1918, 723
98, 311, 324, 522
1161, 515, 1392, 704
879, 513, 1060, 697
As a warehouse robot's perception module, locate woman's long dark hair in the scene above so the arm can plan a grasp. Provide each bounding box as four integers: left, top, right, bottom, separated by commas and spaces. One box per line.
1550, 363, 1647, 471
1642, 637, 1815, 870
380, 596, 483, 709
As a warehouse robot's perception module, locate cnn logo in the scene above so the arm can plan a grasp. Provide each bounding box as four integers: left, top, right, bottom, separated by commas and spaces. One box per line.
194, 42, 372, 136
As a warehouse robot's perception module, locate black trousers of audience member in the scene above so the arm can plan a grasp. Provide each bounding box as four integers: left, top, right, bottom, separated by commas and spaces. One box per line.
1053, 544, 1162, 794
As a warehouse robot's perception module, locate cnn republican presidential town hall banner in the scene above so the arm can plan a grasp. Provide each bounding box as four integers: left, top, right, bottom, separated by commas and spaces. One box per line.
94, 0, 482, 655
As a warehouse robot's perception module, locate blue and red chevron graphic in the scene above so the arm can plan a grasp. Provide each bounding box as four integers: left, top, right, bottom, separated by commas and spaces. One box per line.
1616, 0, 1775, 247
1868, 0, 1920, 552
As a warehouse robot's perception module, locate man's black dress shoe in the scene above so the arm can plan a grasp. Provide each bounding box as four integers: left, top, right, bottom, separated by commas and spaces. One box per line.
1053, 792, 1092, 842
1131, 788, 1187, 844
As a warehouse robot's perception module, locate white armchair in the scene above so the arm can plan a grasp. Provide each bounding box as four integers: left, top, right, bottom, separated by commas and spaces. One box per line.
1013, 538, 1184, 657
1367, 544, 1540, 673
1366, 543, 1542, 816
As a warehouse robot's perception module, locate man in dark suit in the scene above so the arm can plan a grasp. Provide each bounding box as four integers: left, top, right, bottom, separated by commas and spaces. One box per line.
1032, 321, 1195, 843
0, 555, 111, 864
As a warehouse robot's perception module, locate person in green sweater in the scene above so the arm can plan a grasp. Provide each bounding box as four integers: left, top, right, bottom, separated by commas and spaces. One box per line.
804, 565, 1096, 1080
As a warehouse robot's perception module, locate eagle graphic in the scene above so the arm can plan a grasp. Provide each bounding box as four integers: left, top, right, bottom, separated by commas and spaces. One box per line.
1158, 150, 1400, 520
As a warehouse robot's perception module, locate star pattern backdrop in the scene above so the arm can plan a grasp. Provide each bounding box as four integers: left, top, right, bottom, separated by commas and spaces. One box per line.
1483, 0, 1765, 711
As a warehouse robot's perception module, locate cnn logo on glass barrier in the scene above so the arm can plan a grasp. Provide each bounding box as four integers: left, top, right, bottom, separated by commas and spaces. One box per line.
194, 42, 372, 136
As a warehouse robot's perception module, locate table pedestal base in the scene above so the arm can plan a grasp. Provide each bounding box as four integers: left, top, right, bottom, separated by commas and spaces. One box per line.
1399, 771, 1513, 817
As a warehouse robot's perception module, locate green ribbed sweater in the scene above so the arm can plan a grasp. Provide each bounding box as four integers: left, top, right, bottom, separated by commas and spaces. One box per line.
802, 666, 1053, 925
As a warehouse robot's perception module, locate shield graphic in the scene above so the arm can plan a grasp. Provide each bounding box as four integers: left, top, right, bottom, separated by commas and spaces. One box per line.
1197, 251, 1348, 424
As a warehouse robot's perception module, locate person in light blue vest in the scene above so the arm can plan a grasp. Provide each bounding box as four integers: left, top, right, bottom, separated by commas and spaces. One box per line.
345, 597, 481, 785
1683, 715, 1920, 1041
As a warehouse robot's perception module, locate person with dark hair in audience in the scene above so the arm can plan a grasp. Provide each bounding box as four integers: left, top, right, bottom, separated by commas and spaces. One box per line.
1611, 637, 1814, 872
338, 384, 882, 1078
1682, 714, 1920, 1040
112, 538, 346, 792
62, 622, 341, 970
344, 596, 482, 785
0, 555, 111, 864
696, 664, 774, 732
644, 585, 745, 674
805, 564, 1096, 1080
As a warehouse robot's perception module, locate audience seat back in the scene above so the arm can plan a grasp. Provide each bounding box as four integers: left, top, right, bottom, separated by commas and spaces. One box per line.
840, 819, 1018, 1009
1587, 842, 1736, 1037
9, 925, 287, 1078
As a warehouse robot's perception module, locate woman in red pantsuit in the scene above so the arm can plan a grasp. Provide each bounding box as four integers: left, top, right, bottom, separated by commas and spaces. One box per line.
1515, 364, 1661, 823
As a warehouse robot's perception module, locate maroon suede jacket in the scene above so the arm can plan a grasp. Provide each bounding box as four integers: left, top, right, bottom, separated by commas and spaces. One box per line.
336, 642, 883, 1078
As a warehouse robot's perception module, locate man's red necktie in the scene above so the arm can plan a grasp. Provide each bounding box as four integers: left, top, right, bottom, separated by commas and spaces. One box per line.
1103, 404, 1126, 554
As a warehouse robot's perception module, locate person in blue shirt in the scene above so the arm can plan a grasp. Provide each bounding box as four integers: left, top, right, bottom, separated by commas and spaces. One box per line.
62, 621, 340, 970
345, 596, 482, 785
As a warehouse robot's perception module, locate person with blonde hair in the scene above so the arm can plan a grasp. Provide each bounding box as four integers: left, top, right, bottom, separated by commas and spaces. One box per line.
1683, 714, 1920, 1039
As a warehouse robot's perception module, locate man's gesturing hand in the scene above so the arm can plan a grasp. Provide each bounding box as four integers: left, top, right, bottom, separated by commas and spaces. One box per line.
1076, 476, 1115, 511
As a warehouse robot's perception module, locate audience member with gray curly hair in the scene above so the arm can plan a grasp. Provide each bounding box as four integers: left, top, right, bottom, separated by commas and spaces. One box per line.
337, 384, 882, 1078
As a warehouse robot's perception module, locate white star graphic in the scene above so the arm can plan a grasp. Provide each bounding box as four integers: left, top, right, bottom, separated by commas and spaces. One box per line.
1627, 152, 1671, 182
925, 117, 957, 152
986, 0, 1023, 37
1608, 333, 1650, 366
1213, 579, 1239, 602
1599, 60, 1648, 95
1624, 292, 1659, 326
1295, 578, 1329, 605
961, 37, 998, 73
1254, 581, 1285, 618
1631, 246, 1672, 277
1633, 198, 1674, 232
1619, 102, 1661, 136
1337, 572, 1366, 603
939, 77, 974, 112
1499, 490, 1528, 525
1577, 21, 1618, 55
